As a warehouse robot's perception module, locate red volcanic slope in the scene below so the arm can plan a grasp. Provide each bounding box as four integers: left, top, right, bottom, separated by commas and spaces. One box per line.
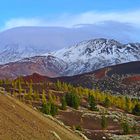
0, 55, 65, 79
21, 73, 51, 83
16, 61, 140, 90
94, 68, 107, 79
122, 76, 140, 84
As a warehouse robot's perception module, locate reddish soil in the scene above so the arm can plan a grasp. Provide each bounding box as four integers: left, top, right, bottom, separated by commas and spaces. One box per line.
56, 109, 121, 140
22, 73, 51, 83
94, 69, 107, 79
1, 81, 140, 140
122, 76, 140, 84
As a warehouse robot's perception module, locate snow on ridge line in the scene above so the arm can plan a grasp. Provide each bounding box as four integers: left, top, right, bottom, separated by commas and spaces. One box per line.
0, 38, 140, 77
43, 38, 140, 76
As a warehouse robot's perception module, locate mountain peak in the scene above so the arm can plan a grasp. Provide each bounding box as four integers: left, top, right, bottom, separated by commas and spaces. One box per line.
0, 37, 140, 79
50, 38, 140, 76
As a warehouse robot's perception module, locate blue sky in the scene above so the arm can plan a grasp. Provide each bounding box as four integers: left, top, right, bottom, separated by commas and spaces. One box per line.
0, 0, 140, 30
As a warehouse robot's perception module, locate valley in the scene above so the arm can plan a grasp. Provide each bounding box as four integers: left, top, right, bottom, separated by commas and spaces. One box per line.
1, 1, 140, 140
0, 39, 140, 139
0, 38, 140, 79
0, 74, 140, 140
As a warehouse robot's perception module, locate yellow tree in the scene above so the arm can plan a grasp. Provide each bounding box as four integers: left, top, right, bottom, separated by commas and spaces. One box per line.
42, 89, 47, 105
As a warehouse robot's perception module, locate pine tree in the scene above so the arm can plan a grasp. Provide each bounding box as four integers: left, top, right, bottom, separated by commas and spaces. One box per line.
48, 90, 56, 103
72, 93, 80, 109
61, 96, 67, 110
56, 80, 61, 90
42, 89, 47, 105
50, 103, 58, 116
121, 120, 131, 134
33, 90, 40, 101
103, 97, 111, 108
18, 79, 22, 100
27, 83, 33, 100
41, 101, 58, 116
125, 96, 132, 112
42, 102, 51, 115
48, 91, 53, 103
101, 114, 108, 130
132, 104, 140, 116
65, 92, 80, 109
88, 94, 98, 111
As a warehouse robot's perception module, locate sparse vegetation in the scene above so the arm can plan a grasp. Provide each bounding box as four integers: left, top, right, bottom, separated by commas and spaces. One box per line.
61, 96, 67, 110
41, 102, 58, 116
0, 77, 140, 140
132, 104, 140, 116
74, 125, 83, 131
0, 78, 139, 114
65, 92, 80, 109
88, 94, 98, 111
101, 113, 108, 130
121, 119, 131, 135
103, 97, 111, 108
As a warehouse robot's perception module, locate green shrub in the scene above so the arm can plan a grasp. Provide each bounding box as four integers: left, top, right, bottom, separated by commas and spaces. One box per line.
101, 114, 108, 130
65, 92, 80, 109
103, 97, 111, 108
75, 125, 83, 131
61, 96, 67, 110
88, 94, 98, 111
132, 104, 140, 116
41, 102, 58, 116
121, 120, 131, 134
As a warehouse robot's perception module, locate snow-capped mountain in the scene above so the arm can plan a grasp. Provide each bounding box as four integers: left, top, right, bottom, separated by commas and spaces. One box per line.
0, 55, 67, 79
0, 38, 140, 79
0, 45, 46, 64
49, 38, 140, 76
1, 22, 140, 64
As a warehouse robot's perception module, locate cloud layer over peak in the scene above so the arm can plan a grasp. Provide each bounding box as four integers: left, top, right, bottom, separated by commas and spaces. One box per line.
1, 10, 140, 43
1, 10, 140, 30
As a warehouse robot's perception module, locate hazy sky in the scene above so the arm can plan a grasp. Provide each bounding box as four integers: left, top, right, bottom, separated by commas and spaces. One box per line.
0, 0, 140, 30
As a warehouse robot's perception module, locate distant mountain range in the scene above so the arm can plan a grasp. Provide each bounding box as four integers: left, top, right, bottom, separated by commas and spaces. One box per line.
50, 38, 140, 76
21, 61, 140, 97
0, 38, 140, 79
0, 22, 140, 64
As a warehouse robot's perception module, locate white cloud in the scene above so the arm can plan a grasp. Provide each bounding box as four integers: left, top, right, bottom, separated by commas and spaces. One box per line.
2, 18, 47, 30
1, 10, 140, 30
63, 10, 140, 27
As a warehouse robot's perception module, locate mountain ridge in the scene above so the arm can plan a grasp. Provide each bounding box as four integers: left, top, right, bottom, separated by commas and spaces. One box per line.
20, 61, 140, 97
49, 38, 140, 76
0, 22, 140, 64
0, 38, 140, 79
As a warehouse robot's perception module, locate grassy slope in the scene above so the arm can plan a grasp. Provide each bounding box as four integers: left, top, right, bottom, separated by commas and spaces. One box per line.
0, 94, 83, 140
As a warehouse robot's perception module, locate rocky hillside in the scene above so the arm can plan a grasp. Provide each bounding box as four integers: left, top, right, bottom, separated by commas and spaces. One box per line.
0, 38, 140, 78
58, 61, 140, 97
20, 61, 140, 97
50, 38, 140, 76
0, 55, 67, 79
